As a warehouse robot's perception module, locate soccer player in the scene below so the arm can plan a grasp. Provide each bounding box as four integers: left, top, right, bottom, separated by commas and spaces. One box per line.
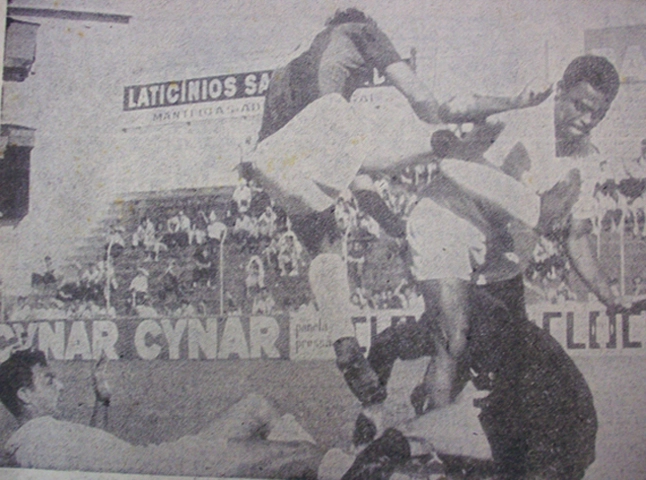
247, 7, 550, 407
0, 349, 321, 478
361, 55, 622, 479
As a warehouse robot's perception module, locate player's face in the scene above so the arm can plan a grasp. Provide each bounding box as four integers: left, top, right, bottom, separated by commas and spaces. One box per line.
555, 81, 610, 141
22, 364, 63, 417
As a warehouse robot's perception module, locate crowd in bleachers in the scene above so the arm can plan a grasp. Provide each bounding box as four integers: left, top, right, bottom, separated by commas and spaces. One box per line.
7, 174, 432, 320
13, 160, 646, 320
6, 181, 313, 320
525, 164, 646, 303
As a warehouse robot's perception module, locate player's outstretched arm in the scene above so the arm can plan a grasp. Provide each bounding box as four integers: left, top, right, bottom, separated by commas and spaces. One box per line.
385, 61, 442, 124
566, 217, 618, 308
385, 61, 551, 126
439, 82, 553, 124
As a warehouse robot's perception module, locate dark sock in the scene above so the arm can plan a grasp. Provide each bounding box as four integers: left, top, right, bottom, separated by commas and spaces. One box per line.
353, 412, 378, 447
342, 428, 411, 480
334, 337, 387, 405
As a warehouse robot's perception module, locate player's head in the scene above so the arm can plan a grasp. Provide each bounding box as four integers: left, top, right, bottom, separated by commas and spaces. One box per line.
555, 55, 619, 143
0, 349, 62, 420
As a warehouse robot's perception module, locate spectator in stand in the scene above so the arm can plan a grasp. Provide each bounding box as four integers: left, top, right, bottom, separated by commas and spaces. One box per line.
165, 211, 190, 248
129, 268, 149, 308
102, 260, 118, 313
190, 224, 207, 245
357, 212, 381, 239
56, 263, 83, 303
142, 218, 156, 243
623, 138, 646, 179
334, 194, 358, 234
252, 288, 276, 315
350, 292, 362, 309
31, 256, 57, 288
273, 206, 290, 235
346, 238, 367, 284
245, 256, 265, 298
404, 284, 425, 311
132, 218, 147, 248
133, 217, 167, 260
175, 299, 197, 317
202, 210, 227, 244
167, 212, 181, 233
248, 179, 272, 217
233, 180, 252, 215
80, 262, 104, 305
225, 291, 240, 315
234, 214, 259, 248
257, 206, 277, 239
135, 298, 160, 319
629, 194, 646, 237
383, 288, 399, 309
106, 226, 126, 259
393, 279, 409, 309
192, 246, 216, 288
607, 278, 621, 301
158, 260, 183, 304
178, 211, 191, 233
277, 231, 303, 277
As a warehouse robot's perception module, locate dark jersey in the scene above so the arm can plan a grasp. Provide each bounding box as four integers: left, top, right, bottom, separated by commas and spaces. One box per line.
258, 21, 401, 142
367, 276, 597, 480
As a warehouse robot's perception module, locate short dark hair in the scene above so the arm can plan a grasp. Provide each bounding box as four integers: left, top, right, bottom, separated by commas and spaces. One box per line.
325, 8, 374, 27
0, 349, 47, 418
561, 55, 620, 102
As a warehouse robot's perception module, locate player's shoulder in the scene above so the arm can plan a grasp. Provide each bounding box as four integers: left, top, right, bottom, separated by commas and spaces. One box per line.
486, 96, 555, 168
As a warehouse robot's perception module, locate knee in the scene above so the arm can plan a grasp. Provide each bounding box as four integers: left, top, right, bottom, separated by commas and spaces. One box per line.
447, 330, 468, 357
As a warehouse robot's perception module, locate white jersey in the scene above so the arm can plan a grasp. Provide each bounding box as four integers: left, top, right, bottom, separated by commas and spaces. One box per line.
486, 94, 614, 222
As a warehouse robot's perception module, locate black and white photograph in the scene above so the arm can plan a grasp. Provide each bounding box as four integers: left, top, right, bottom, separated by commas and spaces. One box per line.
0, 1, 646, 478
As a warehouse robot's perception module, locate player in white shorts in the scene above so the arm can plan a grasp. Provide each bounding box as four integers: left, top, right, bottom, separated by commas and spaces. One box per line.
247, 8, 551, 406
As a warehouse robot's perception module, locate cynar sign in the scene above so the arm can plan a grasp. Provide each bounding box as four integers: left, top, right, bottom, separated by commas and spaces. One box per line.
0, 316, 289, 361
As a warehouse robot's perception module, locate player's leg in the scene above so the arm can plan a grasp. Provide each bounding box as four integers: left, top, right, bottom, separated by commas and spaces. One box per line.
220, 438, 323, 480
308, 246, 386, 406
405, 197, 484, 412
515, 321, 596, 480
203, 393, 282, 440
414, 278, 470, 411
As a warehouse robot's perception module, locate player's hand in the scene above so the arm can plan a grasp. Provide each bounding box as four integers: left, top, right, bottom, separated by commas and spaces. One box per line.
514, 81, 553, 109
612, 294, 646, 313
536, 168, 581, 236
92, 356, 112, 405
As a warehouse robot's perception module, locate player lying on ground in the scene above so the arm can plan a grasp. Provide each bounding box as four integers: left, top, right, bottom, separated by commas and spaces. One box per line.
0, 348, 493, 480
245, 6, 550, 408
0, 349, 321, 479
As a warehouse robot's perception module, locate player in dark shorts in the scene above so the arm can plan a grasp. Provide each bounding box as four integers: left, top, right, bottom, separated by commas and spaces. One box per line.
257, 8, 440, 143
349, 280, 597, 480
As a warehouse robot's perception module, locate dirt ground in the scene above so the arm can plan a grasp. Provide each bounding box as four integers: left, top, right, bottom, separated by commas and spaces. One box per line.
1, 354, 644, 479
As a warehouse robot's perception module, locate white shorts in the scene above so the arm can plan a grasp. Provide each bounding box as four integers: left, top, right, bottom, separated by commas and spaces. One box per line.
250, 94, 366, 215
406, 197, 486, 281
